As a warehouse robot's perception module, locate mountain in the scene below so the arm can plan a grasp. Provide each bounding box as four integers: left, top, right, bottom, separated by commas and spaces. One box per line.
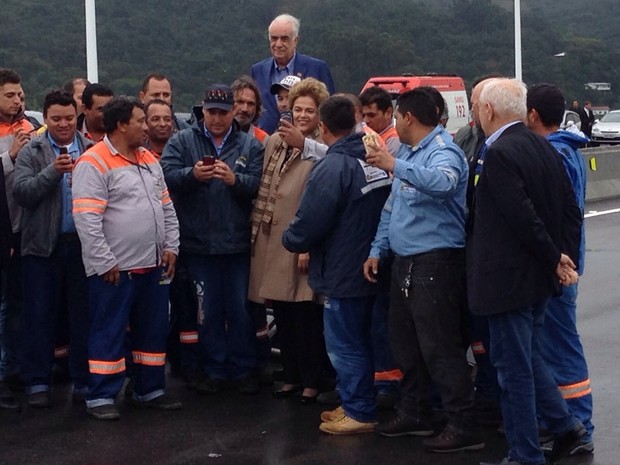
1, 0, 618, 110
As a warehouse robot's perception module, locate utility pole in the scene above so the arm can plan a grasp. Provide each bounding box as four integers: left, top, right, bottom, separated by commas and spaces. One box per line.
85, 0, 99, 82
515, 0, 522, 81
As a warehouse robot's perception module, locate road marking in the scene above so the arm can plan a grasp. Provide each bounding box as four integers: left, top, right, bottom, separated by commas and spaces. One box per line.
585, 208, 620, 218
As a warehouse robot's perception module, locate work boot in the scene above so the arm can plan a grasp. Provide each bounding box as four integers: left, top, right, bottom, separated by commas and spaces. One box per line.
87, 404, 120, 420
129, 393, 182, 410
375, 412, 434, 437
423, 424, 485, 453
319, 414, 377, 435
320, 405, 345, 423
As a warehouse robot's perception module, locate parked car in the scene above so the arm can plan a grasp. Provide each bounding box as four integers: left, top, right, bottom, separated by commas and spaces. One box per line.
561, 110, 581, 131
591, 110, 620, 145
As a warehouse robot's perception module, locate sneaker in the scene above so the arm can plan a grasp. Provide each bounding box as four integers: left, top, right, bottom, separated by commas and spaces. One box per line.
570, 439, 594, 455
423, 424, 485, 453
319, 415, 377, 435
320, 406, 345, 423
375, 413, 434, 437
549, 423, 587, 461
541, 437, 594, 456
87, 404, 120, 420
27, 391, 51, 409
130, 394, 182, 410
196, 377, 223, 395
317, 389, 341, 405
237, 375, 260, 395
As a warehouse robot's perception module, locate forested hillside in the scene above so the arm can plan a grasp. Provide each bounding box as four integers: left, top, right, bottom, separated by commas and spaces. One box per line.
1, 0, 619, 110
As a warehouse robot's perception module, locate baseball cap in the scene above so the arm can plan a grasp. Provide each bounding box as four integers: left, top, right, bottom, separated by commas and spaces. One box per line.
527, 83, 565, 126
203, 84, 234, 111
270, 75, 301, 95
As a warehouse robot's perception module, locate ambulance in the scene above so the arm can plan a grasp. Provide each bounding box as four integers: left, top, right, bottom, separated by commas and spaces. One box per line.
360, 74, 469, 135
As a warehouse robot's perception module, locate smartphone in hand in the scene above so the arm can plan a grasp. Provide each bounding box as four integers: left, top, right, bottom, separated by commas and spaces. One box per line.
202, 156, 216, 166
279, 111, 293, 125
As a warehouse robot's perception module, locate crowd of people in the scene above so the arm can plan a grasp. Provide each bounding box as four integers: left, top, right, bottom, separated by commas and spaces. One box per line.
0, 12, 596, 465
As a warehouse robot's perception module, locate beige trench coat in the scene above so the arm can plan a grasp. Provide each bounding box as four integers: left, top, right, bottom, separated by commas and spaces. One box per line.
248, 135, 319, 303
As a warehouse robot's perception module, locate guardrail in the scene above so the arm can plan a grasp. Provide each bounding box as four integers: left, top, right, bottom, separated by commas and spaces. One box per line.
582, 146, 620, 201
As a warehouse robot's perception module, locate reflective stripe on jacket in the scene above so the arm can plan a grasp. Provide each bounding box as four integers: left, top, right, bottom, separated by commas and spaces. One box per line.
72, 137, 179, 276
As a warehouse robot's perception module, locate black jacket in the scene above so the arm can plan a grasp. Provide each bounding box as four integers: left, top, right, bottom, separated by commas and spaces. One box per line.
466, 123, 582, 315
161, 121, 264, 256
282, 132, 391, 298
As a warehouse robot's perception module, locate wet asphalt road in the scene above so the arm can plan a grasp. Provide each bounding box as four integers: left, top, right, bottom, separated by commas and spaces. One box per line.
1, 199, 619, 465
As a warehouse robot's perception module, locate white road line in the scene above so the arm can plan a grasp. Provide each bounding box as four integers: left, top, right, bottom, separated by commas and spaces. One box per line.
585, 208, 620, 218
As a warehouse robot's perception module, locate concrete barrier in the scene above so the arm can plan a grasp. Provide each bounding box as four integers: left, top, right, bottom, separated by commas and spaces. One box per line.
582, 146, 620, 201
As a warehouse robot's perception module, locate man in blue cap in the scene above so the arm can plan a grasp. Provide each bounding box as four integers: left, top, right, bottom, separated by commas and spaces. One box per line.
161, 85, 265, 396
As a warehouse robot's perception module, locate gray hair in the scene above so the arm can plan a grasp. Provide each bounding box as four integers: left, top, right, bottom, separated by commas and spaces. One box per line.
479, 78, 527, 122
269, 14, 300, 39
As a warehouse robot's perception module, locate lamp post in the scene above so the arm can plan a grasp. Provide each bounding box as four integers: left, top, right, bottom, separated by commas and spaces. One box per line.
515, 0, 522, 81
85, 0, 99, 82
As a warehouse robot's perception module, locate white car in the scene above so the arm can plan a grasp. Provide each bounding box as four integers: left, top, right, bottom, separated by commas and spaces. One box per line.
591, 110, 620, 144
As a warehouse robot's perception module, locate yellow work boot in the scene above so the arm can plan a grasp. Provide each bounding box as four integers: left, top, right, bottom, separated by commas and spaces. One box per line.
319, 414, 377, 435
320, 405, 345, 423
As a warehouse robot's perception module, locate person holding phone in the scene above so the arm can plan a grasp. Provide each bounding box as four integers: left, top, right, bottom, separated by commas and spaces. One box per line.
249, 78, 329, 403
0, 68, 35, 409
161, 84, 264, 396
13, 90, 94, 409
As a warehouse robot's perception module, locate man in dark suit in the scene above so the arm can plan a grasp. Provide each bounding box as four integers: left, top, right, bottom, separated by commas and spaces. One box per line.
469, 78, 586, 465
251, 13, 335, 134
581, 101, 595, 139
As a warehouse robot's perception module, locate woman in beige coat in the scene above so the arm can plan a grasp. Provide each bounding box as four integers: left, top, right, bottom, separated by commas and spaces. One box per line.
249, 78, 329, 403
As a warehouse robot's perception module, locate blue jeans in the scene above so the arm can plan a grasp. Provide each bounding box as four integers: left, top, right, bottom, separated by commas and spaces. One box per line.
488, 300, 581, 465
187, 253, 256, 380
86, 269, 169, 407
540, 283, 594, 442
20, 240, 89, 395
324, 296, 376, 422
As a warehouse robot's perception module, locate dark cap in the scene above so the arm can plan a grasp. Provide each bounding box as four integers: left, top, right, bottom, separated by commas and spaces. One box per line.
203, 84, 234, 111
527, 83, 565, 127
270, 75, 301, 95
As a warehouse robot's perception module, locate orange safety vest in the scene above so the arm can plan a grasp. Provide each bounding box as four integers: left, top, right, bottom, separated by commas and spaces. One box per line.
0, 118, 35, 138
252, 125, 269, 145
